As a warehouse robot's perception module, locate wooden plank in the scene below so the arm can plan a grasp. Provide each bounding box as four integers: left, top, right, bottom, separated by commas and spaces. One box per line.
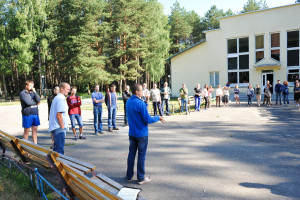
62, 163, 122, 200
96, 173, 123, 191
0, 130, 15, 140
21, 144, 48, 160
19, 139, 51, 154
90, 177, 119, 195
67, 172, 110, 200
0, 138, 15, 152
60, 154, 96, 171
57, 157, 91, 174
10, 139, 27, 162
25, 154, 52, 170
69, 180, 98, 200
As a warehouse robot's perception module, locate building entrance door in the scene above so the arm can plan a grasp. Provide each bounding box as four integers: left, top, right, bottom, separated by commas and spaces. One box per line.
262, 71, 274, 92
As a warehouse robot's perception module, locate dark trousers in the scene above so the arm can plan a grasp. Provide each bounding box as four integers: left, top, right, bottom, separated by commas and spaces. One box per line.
276, 92, 282, 105
161, 99, 169, 114
216, 96, 221, 107
204, 97, 208, 109
153, 102, 163, 116
124, 104, 128, 124
127, 136, 148, 181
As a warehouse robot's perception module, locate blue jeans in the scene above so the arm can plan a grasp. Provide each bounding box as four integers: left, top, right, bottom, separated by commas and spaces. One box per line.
126, 136, 148, 181
276, 92, 282, 105
51, 128, 66, 154
181, 98, 188, 113
69, 114, 83, 128
108, 106, 117, 129
247, 95, 253, 105
93, 106, 103, 133
283, 94, 289, 104
161, 99, 169, 114
194, 96, 201, 111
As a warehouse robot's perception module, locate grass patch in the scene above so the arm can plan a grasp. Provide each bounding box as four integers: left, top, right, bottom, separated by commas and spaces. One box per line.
0, 166, 39, 200
65, 143, 76, 147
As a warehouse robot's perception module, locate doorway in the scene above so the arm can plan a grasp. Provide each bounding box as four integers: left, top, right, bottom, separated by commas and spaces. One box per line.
262, 71, 274, 92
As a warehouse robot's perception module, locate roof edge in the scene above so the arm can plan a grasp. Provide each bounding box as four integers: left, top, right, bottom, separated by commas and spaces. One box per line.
166, 40, 206, 61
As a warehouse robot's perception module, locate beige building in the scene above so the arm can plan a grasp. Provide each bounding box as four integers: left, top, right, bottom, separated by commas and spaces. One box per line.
168, 3, 300, 96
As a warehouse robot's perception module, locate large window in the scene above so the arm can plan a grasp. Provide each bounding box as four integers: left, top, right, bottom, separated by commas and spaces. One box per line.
271, 33, 280, 61
255, 35, 264, 62
287, 30, 300, 67
209, 72, 219, 87
287, 69, 299, 84
227, 37, 249, 85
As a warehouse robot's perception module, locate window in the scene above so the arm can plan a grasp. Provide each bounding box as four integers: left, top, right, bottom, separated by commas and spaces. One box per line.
227, 37, 249, 85
287, 69, 299, 84
287, 30, 299, 67
271, 33, 280, 61
209, 72, 219, 87
287, 30, 300, 84
228, 39, 237, 54
287, 31, 299, 48
255, 35, 264, 62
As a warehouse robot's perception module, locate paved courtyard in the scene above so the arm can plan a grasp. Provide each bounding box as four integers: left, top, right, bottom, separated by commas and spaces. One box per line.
1, 102, 300, 199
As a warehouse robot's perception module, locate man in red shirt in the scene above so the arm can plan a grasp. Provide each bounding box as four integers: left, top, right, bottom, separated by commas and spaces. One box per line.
67, 87, 86, 140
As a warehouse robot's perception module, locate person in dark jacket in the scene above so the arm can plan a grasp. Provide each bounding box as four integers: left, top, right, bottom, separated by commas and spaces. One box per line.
47, 86, 59, 119
19, 80, 41, 144
122, 85, 132, 126
275, 80, 283, 105
47, 86, 59, 148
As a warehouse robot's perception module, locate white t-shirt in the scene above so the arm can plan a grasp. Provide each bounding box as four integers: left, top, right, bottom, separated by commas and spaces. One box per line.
49, 93, 69, 132
216, 88, 223, 96
150, 89, 161, 102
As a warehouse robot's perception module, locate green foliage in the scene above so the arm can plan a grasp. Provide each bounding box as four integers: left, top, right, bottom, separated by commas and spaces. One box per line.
241, 0, 268, 13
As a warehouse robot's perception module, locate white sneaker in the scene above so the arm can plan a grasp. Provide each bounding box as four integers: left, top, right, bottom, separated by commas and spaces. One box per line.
138, 176, 151, 185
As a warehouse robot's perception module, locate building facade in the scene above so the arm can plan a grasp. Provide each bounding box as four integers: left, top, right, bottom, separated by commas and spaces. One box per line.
169, 4, 300, 96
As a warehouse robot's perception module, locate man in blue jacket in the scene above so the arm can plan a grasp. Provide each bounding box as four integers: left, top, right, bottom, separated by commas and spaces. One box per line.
275, 80, 283, 105
20, 80, 41, 144
126, 83, 165, 185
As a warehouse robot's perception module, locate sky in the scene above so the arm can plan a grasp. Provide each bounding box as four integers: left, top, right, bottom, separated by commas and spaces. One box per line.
158, 0, 297, 17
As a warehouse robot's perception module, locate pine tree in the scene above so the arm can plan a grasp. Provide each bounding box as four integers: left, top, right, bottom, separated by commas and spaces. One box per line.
241, 0, 268, 13
169, 1, 193, 54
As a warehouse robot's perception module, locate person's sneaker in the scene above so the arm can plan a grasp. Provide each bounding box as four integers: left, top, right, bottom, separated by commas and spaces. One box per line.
138, 176, 151, 185
127, 179, 133, 183
74, 135, 78, 140
166, 113, 170, 116
113, 127, 119, 130
108, 129, 113, 132
99, 131, 105, 134
79, 135, 86, 139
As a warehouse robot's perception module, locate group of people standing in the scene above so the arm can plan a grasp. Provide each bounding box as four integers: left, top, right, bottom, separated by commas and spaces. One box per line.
19, 80, 164, 185
177, 80, 295, 113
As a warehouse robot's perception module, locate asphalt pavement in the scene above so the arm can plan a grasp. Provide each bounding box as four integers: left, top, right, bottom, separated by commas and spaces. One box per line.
1, 102, 300, 200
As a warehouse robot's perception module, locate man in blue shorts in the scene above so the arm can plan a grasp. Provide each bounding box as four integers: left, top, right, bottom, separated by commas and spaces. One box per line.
20, 80, 41, 144
92, 84, 105, 135
49, 82, 70, 154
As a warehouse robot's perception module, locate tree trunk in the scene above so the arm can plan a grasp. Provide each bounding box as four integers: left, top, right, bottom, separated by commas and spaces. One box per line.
2, 74, 8, 99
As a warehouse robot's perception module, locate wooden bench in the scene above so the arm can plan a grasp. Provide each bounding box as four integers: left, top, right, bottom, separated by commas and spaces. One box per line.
177, 96, 195, 114
0, 130, 145, 200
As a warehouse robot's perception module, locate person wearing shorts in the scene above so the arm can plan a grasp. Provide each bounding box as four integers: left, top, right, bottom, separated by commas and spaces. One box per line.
20, 80, 41, 144
67, 86, 85, 140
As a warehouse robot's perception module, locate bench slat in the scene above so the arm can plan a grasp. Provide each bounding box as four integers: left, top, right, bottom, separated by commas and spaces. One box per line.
59, 154, 96, 171
96, 173, 123, 190
91, 177, 119, 195
57, 157, 91, 174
